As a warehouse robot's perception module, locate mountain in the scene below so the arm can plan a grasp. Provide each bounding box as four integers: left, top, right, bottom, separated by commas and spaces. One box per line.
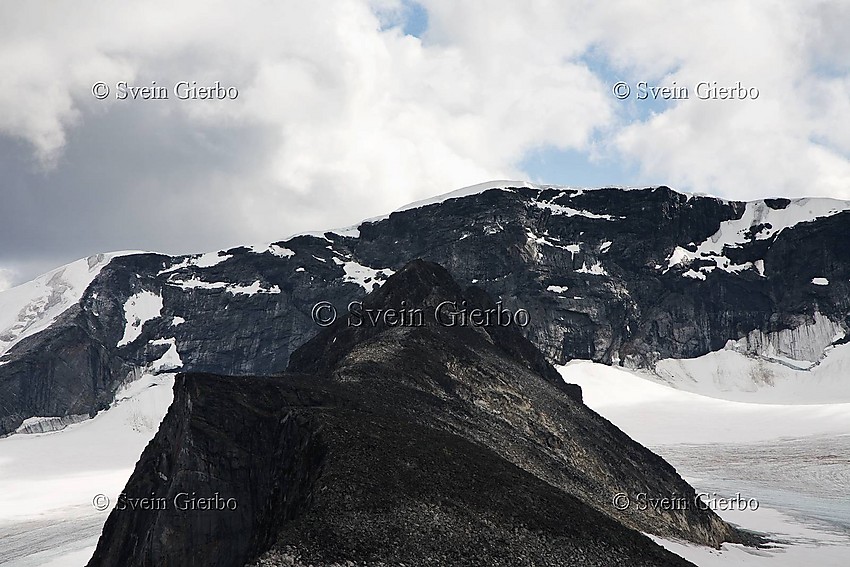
87, 260, 737, 566
2, 181, 850, 434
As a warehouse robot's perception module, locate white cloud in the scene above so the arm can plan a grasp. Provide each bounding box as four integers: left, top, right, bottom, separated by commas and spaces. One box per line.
0, 0, 848, 278
0, 268, 15, 292
586, 0, 850, 199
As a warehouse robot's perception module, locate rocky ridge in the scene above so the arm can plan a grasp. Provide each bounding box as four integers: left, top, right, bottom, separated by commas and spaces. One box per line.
87, 261, 736, 566
2, 182, 849, 433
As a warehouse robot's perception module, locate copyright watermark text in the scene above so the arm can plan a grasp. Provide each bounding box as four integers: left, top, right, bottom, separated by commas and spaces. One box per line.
612, 80, 759, 101
311, 300, 531, 328
92, 492, 238, 512
91, 81, 239, 101
612, 491, 759, 512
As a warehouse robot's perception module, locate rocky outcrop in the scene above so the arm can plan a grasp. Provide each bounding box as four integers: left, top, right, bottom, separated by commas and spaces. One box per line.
2, 184, 849, 433
87, 372, 327, 567
87, 261, 740, 566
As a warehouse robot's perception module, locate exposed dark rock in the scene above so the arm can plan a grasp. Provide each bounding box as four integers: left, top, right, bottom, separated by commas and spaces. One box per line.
87, 261, 738, 566
2, 185, 849, 433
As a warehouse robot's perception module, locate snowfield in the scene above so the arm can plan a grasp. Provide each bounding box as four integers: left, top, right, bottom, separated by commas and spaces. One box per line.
0, 374, 174, 566
647, 311, 850, 404
1, 360, 847, 566
560, 361, 850, 566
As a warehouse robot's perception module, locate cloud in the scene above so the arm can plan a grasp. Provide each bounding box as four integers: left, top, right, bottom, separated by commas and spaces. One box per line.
0, 0, 848, 284
586, 0, 850, 199
0, 268, 15, 292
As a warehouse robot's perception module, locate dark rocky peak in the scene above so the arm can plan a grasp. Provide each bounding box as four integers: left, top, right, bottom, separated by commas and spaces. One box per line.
86, 256, 740, 566
288, 259, 574, 398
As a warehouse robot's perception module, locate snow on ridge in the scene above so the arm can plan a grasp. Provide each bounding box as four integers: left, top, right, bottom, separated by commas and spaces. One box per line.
394, 180, 540, 212
279, 181, 844, 252
117, 291, 163, 347
158, 250, 232, 275
391, 180, 728, 216
246, 243, 296, 258
284, 181, 654, 242
666, 198, 850, 278
0, 252, 131, 359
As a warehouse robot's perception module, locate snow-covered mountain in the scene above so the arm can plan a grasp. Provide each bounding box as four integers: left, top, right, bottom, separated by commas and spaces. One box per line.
2, 182, 850, 435
0, 253, 126, 361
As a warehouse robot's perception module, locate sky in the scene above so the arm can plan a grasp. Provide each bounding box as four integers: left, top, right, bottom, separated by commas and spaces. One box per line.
1, 0, 849, 287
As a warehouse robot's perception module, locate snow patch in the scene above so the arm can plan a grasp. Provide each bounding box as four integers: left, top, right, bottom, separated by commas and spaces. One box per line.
665, 198, 850, 278
525, 230, 578, 254
149, 338, 183, 373
328, 225, 361, 238
546, 285, 569, 294
158, 251, 232, 274
248, 243, 296, 258
166, 278, 281, 296
117, 291, 163, 348
533, 200, 620, 220
167, 278, 227, 291
812, 277, 829, 286
576, 260, 607, 275
194, 251, 232, 268
341, 261, 395, 292
226, 281, 281, 296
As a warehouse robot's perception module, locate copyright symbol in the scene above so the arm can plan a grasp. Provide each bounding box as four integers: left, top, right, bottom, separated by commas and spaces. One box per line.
612, 492, 630, 511
612, 81, 630, 100
91, 82, 110, 100
311, 301, 337, 327
92, 493, 110, 511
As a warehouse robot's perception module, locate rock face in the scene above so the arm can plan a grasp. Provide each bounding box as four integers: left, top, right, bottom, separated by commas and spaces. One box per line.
87, 261, 737, 566
2, 183, 849, 433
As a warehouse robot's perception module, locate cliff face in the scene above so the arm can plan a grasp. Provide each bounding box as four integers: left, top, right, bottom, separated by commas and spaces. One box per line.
3, 184, 849, 433
88, 261, 737, 566
87, 372, 327, 567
